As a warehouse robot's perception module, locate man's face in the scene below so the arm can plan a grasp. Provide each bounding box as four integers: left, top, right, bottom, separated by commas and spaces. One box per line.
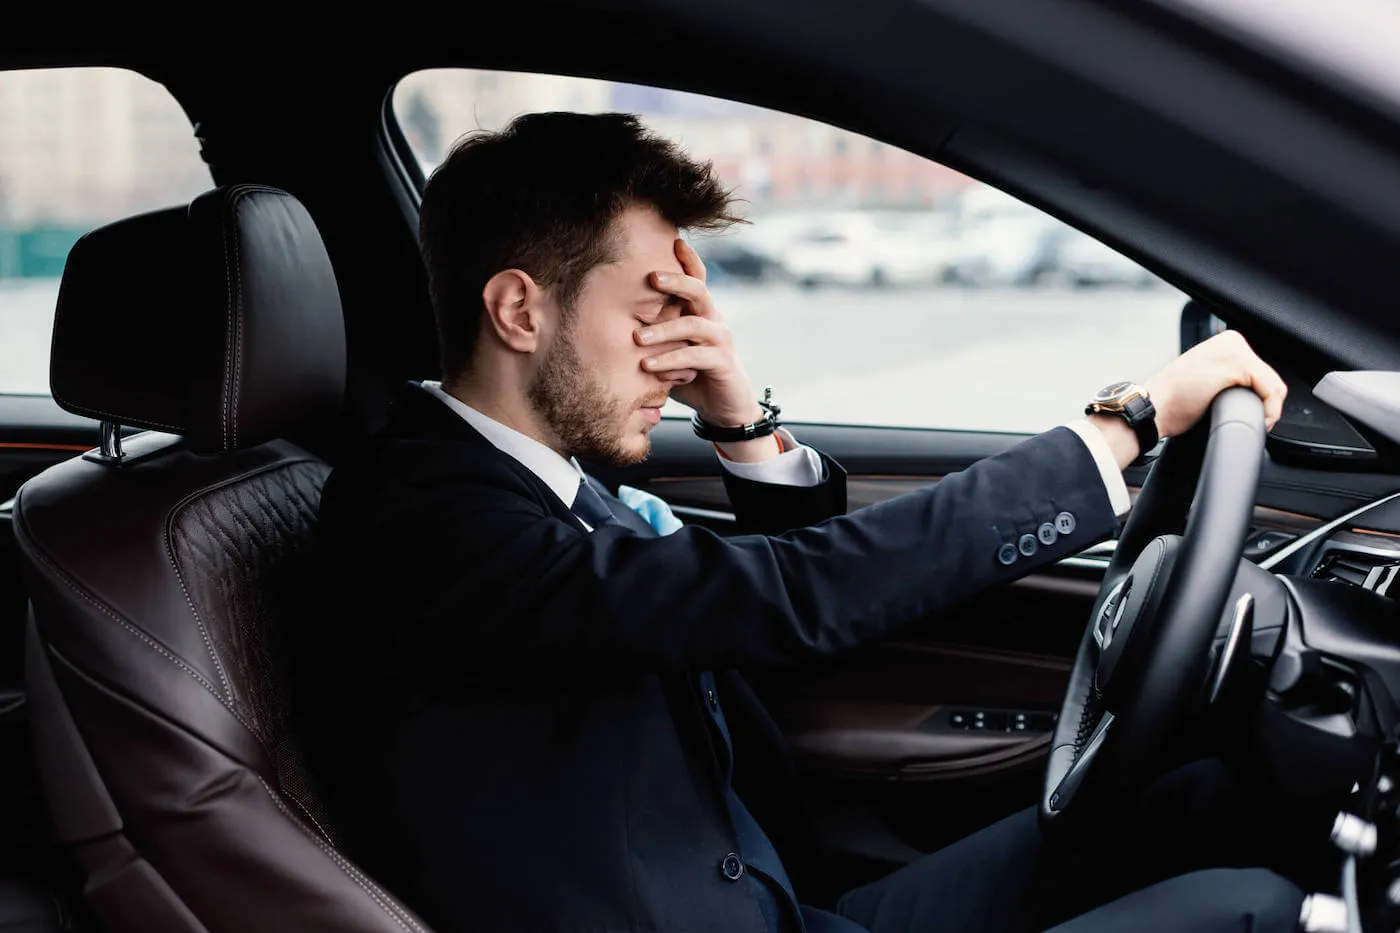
527, 204, 692, 465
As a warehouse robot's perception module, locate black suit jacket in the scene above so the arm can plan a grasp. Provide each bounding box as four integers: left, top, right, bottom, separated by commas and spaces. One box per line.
300, 383, 1117, 933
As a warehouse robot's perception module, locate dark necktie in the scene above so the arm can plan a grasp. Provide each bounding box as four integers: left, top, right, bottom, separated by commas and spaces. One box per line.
571, 478, 619, 530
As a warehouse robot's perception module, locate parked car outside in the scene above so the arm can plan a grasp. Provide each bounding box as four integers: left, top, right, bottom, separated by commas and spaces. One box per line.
687, 227, 785, 283
778, 209, 958, 288
1052, 228, 1160, 289
940, 186, 1055, 286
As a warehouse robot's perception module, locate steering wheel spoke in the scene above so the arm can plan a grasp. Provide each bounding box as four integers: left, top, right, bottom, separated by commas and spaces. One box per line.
1049, 712, 1115, 812
1091, 578, 1131, 654
1207, 593, 1255, 706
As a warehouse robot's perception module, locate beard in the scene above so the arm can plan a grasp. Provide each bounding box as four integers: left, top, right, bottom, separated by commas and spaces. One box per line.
527, 324, 660, 466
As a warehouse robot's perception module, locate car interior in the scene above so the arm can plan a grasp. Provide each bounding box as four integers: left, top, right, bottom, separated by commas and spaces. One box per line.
6, 2, 1400, 930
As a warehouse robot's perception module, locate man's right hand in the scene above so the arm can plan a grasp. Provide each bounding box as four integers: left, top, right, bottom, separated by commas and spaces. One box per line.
1090, 330, 1288, 469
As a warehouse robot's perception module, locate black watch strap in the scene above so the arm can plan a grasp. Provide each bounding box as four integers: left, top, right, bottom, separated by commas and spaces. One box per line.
1120, 394, 1158, 459
692, 387, 782, 443
1085, 394, 1158, 461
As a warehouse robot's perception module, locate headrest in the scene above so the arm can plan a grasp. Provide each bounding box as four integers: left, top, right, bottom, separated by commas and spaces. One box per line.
50, 185, 346, 454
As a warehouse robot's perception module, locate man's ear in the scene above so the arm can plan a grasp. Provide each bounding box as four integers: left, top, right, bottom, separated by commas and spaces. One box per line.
481, 269, 547, 353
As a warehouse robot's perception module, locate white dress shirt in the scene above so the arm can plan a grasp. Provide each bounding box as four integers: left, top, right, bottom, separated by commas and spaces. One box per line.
419, 381, 1130, 518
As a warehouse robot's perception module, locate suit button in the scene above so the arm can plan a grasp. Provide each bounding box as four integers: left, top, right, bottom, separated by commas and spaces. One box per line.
720, 853, 745, 881
1038, 522, 1059, 546
1054, 511, 1077, 536
706, 688, 719, 712
997, 542, 1019, 566
1018, 534, 1038, 558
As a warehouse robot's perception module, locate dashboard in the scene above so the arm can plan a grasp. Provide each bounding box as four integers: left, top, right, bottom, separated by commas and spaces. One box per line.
1247, 490, 1400, 932
1262, 492, 1400, 589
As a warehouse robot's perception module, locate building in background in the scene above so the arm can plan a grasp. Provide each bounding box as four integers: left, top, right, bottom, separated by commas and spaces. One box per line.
395, 70, 614, 170
0, 67, 208, 227
0, 65, 974, 230
395, 69, 972, 210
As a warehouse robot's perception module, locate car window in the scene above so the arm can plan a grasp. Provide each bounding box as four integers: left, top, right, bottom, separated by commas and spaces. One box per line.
0, 68, 212, 396
392, 69, 1185, 434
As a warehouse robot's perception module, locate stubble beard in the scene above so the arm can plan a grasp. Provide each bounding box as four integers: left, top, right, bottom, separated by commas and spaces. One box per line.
527, 324, 656, 467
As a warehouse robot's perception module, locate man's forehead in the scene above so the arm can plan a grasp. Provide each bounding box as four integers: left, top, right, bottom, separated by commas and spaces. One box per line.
610, 206, 684, 274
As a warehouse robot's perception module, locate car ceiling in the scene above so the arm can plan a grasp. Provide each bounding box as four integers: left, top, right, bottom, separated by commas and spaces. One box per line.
7, 0, 1400, 433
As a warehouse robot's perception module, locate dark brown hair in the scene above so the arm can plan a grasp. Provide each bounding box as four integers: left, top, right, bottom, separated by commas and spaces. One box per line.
419, 111, 742, 381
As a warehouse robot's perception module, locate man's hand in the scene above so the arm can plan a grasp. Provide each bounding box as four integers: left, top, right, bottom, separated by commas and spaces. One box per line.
637, 239, 778, 462
1091, 330, 1288, 469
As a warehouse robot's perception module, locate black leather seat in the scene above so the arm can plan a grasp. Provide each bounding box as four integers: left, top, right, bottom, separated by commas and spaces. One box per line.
11, 186, 432, 932
0, 877, 69, 931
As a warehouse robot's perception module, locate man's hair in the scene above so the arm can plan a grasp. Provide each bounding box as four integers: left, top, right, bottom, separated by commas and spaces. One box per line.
419, 111, 743, 381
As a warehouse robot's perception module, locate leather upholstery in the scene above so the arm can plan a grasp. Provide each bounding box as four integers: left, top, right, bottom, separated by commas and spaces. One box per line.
15, 188, 429, 932
0, 876, 70, 932
50, 186, 345, 453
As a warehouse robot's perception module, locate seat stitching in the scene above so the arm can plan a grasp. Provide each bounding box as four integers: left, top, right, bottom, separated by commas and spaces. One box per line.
61, 184, 288, 441
221, 186, 290, 451
219, 190, 238, 452
228, 188, 248, 451
164, 518, 233, 703
280, 778, 337, 845
159, 455, 325, 708
23, 542, 247, 731
255, 775, 424, 933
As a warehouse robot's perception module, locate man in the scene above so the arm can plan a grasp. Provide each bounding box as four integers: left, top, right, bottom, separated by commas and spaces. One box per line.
305, 112, 1298, 933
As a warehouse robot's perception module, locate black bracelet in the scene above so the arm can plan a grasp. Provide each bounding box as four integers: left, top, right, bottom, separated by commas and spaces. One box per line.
692, 387, 782, 443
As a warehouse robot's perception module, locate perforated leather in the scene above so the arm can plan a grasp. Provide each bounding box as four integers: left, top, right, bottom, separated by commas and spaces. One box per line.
167, 459, 339, 841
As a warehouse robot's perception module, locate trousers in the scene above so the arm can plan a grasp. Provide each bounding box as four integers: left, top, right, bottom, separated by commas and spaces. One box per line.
810, 760, 1314, 933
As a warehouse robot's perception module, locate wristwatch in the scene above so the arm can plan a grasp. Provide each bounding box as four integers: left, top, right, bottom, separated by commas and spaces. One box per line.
1085, 381, 1158, 460
692, 386, 782, 443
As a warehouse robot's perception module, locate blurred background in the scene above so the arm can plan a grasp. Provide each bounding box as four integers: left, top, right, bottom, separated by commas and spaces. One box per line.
0, 67, 1185, 433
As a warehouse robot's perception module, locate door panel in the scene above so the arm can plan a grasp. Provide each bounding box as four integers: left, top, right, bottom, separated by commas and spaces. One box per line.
0, 398, 102, 667
762, 639, 1069, 778
0, 398, 103, 506
0, 397, 104, 857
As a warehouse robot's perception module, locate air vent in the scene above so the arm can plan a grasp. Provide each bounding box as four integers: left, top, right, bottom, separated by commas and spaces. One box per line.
1312, 545, 1400, 595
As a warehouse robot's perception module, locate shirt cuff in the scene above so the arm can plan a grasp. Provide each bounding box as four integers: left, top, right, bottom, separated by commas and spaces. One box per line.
716, 428, 825, 487
1064, 419, 1132, 518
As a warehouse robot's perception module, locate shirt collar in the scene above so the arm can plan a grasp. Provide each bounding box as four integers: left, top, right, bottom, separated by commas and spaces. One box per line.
420, 381, 585, 509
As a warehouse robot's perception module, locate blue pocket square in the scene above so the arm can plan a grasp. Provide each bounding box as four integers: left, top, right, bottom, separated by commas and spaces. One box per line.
617, 485, 684, 536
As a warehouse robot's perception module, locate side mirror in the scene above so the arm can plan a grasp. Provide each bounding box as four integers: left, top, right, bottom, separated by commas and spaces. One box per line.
1179, 299, 1228, 352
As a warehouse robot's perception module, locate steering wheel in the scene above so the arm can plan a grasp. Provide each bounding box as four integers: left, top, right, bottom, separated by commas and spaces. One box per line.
1040, 386, 1266, 830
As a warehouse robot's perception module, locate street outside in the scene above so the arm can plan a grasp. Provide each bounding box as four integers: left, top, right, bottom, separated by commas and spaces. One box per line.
0, 278, 1185, 435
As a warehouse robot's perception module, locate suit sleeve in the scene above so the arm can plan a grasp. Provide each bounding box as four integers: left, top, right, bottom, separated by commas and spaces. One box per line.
337, 427, 1116, 678
721, 448, 848, 536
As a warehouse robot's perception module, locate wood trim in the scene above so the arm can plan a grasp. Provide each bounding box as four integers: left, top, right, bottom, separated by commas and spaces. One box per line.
1349, 526, 1400, 540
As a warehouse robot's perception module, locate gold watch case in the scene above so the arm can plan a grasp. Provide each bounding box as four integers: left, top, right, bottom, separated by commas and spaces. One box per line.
1087, 381, 1149, 414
